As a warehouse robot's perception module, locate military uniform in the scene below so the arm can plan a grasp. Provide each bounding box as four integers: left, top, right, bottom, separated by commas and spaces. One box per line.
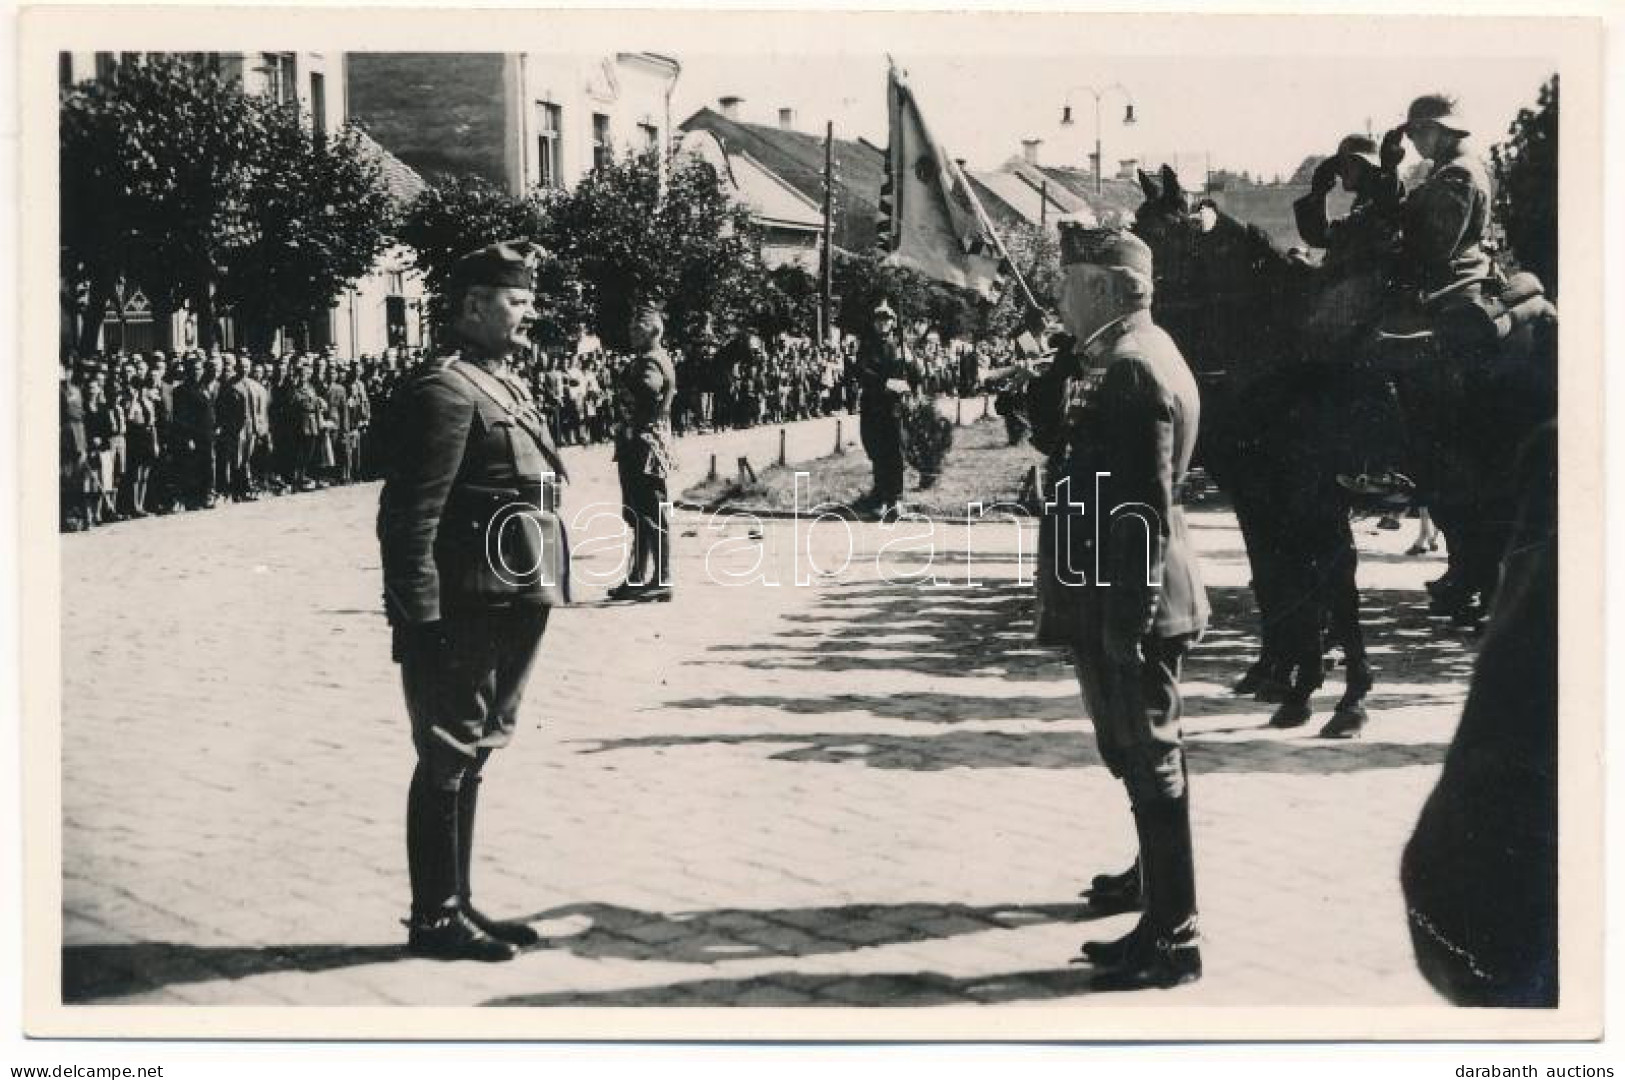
1390, 96, 1506, 620
1031, 224, 1208, 990
856, 306, 915, 507
612, 312, 677, 595
377, 240, 567, 960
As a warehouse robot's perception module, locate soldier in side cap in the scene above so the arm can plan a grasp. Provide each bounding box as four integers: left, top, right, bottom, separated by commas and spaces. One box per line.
609, 299, 678, 601
377, 240, 571, 961
1028, 223, 1210, 990
856, 299, 917, 514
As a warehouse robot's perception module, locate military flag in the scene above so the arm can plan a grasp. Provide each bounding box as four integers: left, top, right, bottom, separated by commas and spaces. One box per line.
875, 62, 1044, 324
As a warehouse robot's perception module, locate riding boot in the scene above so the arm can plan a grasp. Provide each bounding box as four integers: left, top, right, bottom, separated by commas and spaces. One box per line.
457, 774, 540, 947
1082, 856, 1144, 915
1081, 819, 1150, 966
1092, 796, 1202, 991
405, 765, 516, 962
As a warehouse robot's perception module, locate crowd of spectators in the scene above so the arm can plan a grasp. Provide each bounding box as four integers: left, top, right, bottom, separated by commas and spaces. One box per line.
58, 331, 1013, 532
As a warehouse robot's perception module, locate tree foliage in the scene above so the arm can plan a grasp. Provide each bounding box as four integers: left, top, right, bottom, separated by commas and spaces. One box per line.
219, 103, 397, 352
397, 174, 554, 339
830, 249, 978, 340
541, 150, 761, 352
1491, 74, 1558, 298
60, 55, 396, 354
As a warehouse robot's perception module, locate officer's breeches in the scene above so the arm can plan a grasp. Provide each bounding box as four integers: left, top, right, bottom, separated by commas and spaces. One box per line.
1070, 633, 1193, 805
399, 607, 550, 791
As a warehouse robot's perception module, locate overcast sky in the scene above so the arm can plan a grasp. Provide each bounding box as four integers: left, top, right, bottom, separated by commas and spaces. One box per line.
671, 49, 1558, 181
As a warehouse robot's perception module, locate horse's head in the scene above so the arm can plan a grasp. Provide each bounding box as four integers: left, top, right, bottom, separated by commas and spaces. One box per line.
1131, 164, 1200, 303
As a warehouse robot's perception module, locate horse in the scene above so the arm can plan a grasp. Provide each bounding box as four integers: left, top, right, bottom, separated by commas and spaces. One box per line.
1131, 164, 1404, 735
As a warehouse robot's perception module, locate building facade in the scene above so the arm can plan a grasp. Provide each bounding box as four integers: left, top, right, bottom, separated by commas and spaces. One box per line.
345, 52, 682, 195
60, 51, 429, 358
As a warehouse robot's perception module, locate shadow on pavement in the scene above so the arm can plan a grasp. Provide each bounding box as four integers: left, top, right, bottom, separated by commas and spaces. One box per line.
519, 899, 1093, 966
482, 964, 1103, 1006
578, 726, 1445, 774
62, 942, 406, 1003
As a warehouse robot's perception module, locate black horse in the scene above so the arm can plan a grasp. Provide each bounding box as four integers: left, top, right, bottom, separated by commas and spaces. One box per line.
1131, 164, 1405, 735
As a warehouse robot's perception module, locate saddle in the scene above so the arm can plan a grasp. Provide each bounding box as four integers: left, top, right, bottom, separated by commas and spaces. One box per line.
1375, 272, 1556, 350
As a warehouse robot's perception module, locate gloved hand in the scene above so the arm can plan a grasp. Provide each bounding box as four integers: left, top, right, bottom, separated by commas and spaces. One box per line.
1380, 126, 1407, 171
1310, 155, 1341, 195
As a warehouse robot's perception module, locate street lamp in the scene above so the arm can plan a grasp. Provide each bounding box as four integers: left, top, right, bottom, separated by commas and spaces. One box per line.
1060, 83, 1136, 196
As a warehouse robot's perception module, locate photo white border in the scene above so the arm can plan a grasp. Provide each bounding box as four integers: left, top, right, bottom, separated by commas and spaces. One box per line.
15, 2, 1608, 1042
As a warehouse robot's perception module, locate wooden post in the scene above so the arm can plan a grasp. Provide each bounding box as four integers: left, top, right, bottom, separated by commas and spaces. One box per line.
778, 428, 788, 466
834, 419, 844, 455
707, 453, 718, 481
955, 398, 964, 426
983, 395, 992, 420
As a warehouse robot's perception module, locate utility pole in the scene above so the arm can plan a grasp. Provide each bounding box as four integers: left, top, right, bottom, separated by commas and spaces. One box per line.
819, 120, 835, 345
1039, 177, 1048, 231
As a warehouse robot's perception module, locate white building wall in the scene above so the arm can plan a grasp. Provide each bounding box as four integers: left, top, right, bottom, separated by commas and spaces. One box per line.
511, 52, 677, 191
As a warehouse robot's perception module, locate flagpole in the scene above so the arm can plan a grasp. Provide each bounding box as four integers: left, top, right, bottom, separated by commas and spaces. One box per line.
961, 173, 1046, 326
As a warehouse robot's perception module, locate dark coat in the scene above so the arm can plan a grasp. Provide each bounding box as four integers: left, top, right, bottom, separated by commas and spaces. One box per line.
1033, 309, 1210, 644
378, 357, 570, 627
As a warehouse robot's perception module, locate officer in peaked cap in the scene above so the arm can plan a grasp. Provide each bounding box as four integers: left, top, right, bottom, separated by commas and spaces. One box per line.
1028, 221, 1210, 990
609, 297, 679, 601
377, 239, 570, 961
856, 298, 916, 514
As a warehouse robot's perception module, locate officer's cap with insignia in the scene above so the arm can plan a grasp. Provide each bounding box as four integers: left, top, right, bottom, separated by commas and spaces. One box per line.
450, 240, 546, 293
872, 300, 898, 320
632, 297, 666, 323
1057, 219, 1154, 278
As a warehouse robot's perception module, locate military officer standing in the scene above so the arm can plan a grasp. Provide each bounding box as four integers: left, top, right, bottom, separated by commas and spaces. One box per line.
377, 241, 570, 961
856, 300, 916, 514
609, 301, 677, 602
1029, 224, 1210, 990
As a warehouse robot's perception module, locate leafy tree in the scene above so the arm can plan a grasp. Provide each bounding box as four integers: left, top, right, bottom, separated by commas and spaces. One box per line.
396, 174, 553, 340
748, 265, 820, 340
1491, 74, 1559, 298
220, 101, 397, 353
61, 56, 262, 353
61, 55, 402, 355
541, 149, 760, 352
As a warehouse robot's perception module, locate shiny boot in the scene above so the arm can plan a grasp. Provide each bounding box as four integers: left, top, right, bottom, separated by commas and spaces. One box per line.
458, 774, 540, 948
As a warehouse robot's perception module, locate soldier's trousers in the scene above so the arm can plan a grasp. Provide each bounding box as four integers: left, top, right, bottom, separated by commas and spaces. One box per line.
1068, 632, 1194, 806
859, 407, 905, 503
396, 607, 550, 792
617, 460, 670, 586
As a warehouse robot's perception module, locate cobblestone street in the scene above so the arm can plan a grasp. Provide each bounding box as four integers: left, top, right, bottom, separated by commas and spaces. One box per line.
58, 414, 1472, 1009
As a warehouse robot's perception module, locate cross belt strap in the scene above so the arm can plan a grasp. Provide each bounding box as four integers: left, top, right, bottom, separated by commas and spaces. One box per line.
445, 360, 570, 484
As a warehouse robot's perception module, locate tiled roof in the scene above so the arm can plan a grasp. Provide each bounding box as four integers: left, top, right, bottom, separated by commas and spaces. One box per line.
355, 128, 429, 208
679, 107, 886, 253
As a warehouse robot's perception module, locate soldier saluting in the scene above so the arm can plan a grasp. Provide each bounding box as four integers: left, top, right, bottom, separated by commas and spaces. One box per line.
1030, 223, 1210, 990
377, 241, 570, 962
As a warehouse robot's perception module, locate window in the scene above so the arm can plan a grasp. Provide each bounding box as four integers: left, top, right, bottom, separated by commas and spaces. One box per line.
638, 122, 660, 151
536, 102, 563, 188
94, 52, 115, 82
592, 112, 612, 171
262, 52, 297, 105
59, 53, 72, 88
309, 71, 326, 140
